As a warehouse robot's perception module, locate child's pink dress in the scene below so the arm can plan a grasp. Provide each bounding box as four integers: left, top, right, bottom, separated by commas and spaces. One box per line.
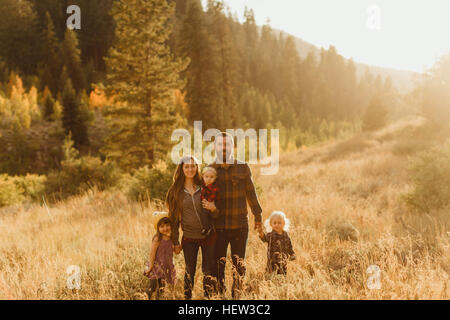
146, 238, 176, 285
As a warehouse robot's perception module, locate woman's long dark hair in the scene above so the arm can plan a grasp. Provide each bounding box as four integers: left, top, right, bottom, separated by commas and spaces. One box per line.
165, 156, 202, 224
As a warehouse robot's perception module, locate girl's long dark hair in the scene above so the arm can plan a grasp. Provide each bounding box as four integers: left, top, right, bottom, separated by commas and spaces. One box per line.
154, 217, 171, 241
165, 156, 202, 225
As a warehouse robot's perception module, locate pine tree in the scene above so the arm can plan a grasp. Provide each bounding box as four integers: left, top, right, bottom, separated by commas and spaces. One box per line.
62, 79, 89, 148
342, 59, 359, 118
30, 0, 66, 39
103, 0, 188, 169
75, 0, 115, 71
254, 22, 279, 96
242, 7, 258, 85
42, 86, 56, 120
357, 68, 375, 116
362, 93, 388, 131
61, 29, 87, 93
421, 54, 450, 128
0, 0, 40, 74
279, 36, 301, 107
298, 51, 318, 116
58, 66, 70, 94
206, 0, 239, 129
178, 0, 218, 131
40, 12, 62, 94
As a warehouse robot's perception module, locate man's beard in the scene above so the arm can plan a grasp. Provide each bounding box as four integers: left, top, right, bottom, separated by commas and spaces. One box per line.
219, 149, 232, 163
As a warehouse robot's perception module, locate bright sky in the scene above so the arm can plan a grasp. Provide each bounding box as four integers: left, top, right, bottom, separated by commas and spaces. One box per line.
203, 0, 450, 73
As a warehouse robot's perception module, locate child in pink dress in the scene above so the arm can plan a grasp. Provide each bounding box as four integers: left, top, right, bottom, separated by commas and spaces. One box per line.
144, 214, 180, 299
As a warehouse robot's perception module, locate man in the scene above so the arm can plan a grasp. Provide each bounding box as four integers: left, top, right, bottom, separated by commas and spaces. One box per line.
203, 132, 263, 299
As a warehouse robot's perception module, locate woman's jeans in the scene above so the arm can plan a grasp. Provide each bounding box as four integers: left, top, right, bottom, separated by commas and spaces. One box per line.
182, 239, 217, 299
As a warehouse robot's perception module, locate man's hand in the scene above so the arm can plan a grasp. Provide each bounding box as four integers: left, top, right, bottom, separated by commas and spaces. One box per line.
258, 229, 265, 238
255, 221, 263, 233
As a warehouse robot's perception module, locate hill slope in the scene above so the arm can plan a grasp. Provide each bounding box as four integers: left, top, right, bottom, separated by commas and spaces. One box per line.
0, 117, 448, 299
274, 29, 420, 93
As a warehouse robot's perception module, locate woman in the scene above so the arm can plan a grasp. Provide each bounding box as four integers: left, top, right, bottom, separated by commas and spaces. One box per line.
166, 156, 218, 299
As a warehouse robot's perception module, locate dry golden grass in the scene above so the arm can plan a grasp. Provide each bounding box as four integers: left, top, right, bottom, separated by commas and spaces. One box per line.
0, 116, 448, 300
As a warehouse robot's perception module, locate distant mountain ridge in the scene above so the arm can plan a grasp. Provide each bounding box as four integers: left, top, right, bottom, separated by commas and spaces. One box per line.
274, 29, 419, 93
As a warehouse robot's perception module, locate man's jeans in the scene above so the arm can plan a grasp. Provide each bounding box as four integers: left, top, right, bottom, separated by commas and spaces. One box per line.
215, 227, 248, 298
182, 239, 216, 299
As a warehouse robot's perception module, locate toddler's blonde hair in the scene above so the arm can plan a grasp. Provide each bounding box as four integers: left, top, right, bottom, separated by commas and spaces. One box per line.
202, 166, 217, 176
264, 211, 290, 232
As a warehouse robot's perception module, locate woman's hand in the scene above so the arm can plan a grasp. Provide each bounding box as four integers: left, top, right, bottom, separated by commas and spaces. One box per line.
202, 199, 216, 212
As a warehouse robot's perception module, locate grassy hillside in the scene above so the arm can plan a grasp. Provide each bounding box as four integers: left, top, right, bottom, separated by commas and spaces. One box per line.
0, 117, 448, 299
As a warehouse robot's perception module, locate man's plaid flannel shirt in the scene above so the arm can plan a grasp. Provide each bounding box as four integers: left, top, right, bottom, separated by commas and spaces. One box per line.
210, 159, 262, 230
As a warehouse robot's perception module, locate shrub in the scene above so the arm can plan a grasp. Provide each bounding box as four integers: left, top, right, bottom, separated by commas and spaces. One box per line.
0, 122, 65, 175
404, 139, 450, 213
322, 134, 375, 161
326, 219, 360, 242
45, 156, 121, 200
391, 138, 432, 156
421, 54, 450, 130
43, 134, 121, 200
12, 174, 47, 202
126, 165, 174, 202
362, 93, 389, 131
0, 174, 24, 207
0, 174, 48, 207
